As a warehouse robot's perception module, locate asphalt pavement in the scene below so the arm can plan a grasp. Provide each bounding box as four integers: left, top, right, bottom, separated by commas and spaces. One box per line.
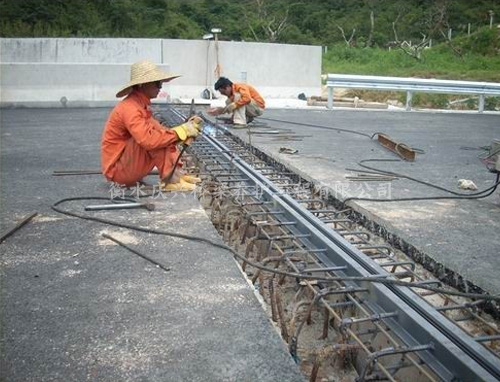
0, 108, 305, 382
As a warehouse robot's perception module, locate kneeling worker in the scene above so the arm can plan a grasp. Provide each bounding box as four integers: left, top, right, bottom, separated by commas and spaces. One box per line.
101, 60, 202, 191
208, 77, 265, 127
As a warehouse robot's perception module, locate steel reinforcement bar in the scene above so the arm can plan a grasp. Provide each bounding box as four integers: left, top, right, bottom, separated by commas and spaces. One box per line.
165, 107, 500, 381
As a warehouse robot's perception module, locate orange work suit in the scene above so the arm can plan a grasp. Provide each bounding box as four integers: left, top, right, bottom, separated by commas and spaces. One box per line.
230, 83, 265, 109
101, 90, 180, 186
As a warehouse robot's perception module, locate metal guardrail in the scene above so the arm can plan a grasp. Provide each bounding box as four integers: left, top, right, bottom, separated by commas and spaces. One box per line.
326, 73, 500, 112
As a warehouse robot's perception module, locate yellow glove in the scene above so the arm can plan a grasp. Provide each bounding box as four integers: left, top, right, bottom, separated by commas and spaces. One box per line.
224, 102, 237, 114
172, 116, 203, 141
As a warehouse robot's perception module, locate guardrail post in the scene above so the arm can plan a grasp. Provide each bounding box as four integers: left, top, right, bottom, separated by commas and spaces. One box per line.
478, 95, 485, 113
328, 86, 333, 109
406, 91, 413, 111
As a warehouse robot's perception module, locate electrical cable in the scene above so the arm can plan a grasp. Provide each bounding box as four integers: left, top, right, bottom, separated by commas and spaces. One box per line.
161, 144, 189, 184
49, 110, 500, 300
356, 158, 500, 197
344, 172, 500, 205
51, 196, 500, 302
460, 146, 490, 151
159, 110, 204, 185
255, 116, 495, 198
257, 118, 420, 155
257, 116, 373, 138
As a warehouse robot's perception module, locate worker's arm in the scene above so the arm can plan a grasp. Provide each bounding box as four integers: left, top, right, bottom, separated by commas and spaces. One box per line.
207, 106, 225, 116
122, 108, 179, 151
233, 84, 252, 108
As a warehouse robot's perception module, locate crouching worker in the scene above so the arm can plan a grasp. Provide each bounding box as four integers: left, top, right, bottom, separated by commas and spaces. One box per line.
208, 77, 265, 127
101, 60, 202, 192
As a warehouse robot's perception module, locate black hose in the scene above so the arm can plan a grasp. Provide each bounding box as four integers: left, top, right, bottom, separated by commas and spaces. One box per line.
50, 196, 500, 301
343, 165, 500, 205
358, 159, 499, 196
254, 117, 496, 200
257, 116, 373, 138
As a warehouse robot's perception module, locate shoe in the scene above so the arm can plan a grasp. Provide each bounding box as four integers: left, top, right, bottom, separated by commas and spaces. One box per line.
160, 178, 196, 192
216, 116, 233, 124
232, 123, 247, 129
181, 174, 202, 184
246, 116, 254, 124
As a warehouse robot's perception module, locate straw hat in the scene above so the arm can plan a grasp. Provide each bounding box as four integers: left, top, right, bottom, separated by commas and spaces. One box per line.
116, 60, 181, 98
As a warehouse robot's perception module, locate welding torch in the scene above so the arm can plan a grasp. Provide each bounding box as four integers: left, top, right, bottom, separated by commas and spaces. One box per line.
182, 115, 204, 147
162, 107, 205, 184
183, 98, 203, 146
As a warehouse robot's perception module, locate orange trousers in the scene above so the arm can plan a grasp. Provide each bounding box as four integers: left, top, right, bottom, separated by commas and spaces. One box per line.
109, 138, 180, 186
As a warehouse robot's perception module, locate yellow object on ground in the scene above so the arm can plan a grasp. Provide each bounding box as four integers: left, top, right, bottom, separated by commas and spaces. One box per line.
160, 178, 197, 192
181, 174, 202, 184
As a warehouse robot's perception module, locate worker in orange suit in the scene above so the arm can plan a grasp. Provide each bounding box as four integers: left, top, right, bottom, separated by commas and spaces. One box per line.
101, 60, 202, 191
207, 77, 265, 127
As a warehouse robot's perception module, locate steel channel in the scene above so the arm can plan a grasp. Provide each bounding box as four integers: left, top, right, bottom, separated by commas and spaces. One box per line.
167, 106, 500, 380
242, 203, 432, 379
198, 111, 498, 341
246, 203, 437, 380
202, 128, 500, 370
198, 134, 452, 379
194, 132, 500, 381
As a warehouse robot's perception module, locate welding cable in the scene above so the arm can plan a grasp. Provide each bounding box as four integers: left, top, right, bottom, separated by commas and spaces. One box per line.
50, 196, 500, 302
209, 113, 490, 196
257, 117, 373, 138
343, 172, 500, 205
460, 146, 490, 151
162, 121, 207, 185
161, 144, 190, 185
356, 158, 500, 196
255, 117, 430, 155
158, 107, 206, 185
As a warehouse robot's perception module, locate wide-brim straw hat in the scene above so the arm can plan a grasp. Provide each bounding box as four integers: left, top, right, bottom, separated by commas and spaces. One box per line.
116, 60, 181, 98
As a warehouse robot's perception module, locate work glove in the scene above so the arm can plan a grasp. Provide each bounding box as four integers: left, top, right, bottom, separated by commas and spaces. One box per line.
160, 178, 197, 192
172, 116, 203, 142
181, 174, 202, 184
223, 102, 237, 114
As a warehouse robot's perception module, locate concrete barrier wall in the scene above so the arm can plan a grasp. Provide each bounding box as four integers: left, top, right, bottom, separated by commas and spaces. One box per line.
0, 38, 321, 107
163, 39, 321, 99
1, 38, 163, 63
1, 63, 171, 107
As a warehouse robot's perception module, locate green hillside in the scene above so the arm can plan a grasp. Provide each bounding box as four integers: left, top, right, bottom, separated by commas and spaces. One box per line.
2, 0, 500, 108
2, 0, 499, 49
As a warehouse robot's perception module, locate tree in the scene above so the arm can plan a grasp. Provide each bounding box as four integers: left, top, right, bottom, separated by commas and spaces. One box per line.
245, 0, 300, 43
0, 0, 499, 50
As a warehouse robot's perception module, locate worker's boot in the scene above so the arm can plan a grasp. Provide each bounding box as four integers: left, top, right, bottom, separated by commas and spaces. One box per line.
216, 116, 233, 124
160, 178, 196, 192
232, 124, 247, 129
181, 174, 202, 184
